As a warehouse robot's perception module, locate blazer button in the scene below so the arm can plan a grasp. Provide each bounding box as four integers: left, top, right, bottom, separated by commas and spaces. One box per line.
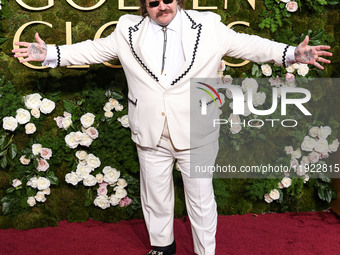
161, 112, 166, 116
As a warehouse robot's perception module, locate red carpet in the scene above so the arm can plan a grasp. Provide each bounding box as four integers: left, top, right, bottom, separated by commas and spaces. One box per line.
1, 211, 340, 255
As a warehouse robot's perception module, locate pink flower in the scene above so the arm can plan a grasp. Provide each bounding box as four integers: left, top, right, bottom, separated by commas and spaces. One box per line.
285, 73, 295, 83
40, 148, 52, 160
97, 185, 108, 196
54, 116, 63, 129
119, 196, 132, 207
286, 1, 298, 12
86, 127, 99, 140
37, 159, 49, 172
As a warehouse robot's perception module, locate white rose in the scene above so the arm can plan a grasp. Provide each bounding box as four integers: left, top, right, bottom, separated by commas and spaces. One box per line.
27, 177, 38, 188
228, 114, 241, 124
308, 152, 319, 163
12, 179, 22, 187
115, 104, 124, 111
37, 177, 50, 190
286, 1, 298, 12
241, 78, 258, 94
301, 156, 310, 166
105, 111, 113, 118
309, 126, 319, 138
286, 65, 295, 73
269, 189, 280, 200
79, 133, 93, 147
16, 108, 31, 124
278, 182, 284, 189
103, 166, 120, 185
280, 0, 289, 3
297, 64, 309, 76
94, 195, 110, 209
62, 116, 72, 130
318, 126, 331, 139
290, 158, 299, 169
2, 116, 18, 131
223, 75, 233, 85
301, 136, 317, 152
230, 124, 242, 134
281, 177, 292, 188
304, 174, 310, 183
264, 194, 273, 203
103, 102, 114, 112
218, 60, 226, 72
86, 154, 101, 169
31, 108, 40, 118
292, 63, 300, 69
43, 188, 50, 195
76, 150, 88, 161
118, 115, 129, 128
25, 123, 36, 134
114, 187, 128, 199
64, 111, 71, 117
329, 139, 339, 153
86, 127, 99, 139
83, 175, 97, 187
27, 196, 36, 207
253, 92, 266, 106
35, 191, 46, 202
296, 165, 306, 176
65, 132, 79, 149
72, 131, 84, 142
261, 64, 272, 77
76, 165, 93, 179
80, 113, 95, 128
109, 195, 121, 206
65, 172, 80, 186
32, 144, 42, 155
24, 93, 42, 109
96, 173, 104, 183
20, 155, 31, 165
117, 178, 128, 188
315, 138, 329, 154
40, 98, 55, 114
284, 146, 294, 155
291, 148, 302, 159
109, 98, 119, 107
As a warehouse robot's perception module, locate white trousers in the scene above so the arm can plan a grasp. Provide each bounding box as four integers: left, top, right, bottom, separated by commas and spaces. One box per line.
137, 128, 218, 255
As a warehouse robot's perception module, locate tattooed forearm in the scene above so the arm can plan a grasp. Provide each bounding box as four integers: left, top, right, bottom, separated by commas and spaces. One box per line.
28, 44, 47, 60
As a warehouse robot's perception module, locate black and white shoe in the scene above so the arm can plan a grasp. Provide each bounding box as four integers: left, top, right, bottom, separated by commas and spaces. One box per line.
147, 240, 176, 255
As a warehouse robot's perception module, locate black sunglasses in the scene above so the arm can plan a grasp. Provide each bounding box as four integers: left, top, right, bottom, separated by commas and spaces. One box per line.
148, 0, 174, 8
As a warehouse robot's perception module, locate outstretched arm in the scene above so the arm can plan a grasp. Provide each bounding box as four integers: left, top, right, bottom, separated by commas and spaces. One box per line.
12, 33, 47, 63
294, 35, 332, 70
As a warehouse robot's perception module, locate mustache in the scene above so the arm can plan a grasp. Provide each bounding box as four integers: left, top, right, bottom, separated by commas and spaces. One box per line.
156, 9, 173, 17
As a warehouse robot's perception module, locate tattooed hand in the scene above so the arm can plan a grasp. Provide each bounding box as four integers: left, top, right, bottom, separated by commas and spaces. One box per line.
12, 33, 47, 63
294, 35, 332, 70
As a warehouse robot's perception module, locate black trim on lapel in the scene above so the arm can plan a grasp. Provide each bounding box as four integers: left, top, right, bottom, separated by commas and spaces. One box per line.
128, 17, 159, 82
171, 11, 202, 86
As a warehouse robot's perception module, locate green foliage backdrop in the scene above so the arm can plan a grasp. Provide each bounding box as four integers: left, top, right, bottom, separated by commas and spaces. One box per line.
0, 0, 339, 229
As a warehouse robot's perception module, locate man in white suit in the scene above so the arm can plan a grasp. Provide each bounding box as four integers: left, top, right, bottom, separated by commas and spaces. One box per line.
13, 0, 331, 254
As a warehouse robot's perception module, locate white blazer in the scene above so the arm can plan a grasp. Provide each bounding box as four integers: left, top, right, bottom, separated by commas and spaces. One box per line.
58, 10, 288, 150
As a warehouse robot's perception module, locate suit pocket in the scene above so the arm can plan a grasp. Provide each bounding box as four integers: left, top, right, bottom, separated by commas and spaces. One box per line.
128, 96, 139, 134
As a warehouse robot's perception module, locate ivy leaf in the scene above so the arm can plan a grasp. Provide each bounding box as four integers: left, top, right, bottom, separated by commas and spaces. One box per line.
111, 92, 124, 100
84, 189, 94, 206
6, 187, 15, 194
46, 171, 59, 185
318, 187, 325, 200
63, 100, 76, 114
0, 150, 6, 157
1, 155, 8, 169
9, 143, 17, 159
1, 202, 11, 215
26, 187, 36, 197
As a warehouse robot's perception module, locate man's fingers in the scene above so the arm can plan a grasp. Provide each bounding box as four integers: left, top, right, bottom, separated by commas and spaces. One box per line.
14, 42, 30, 47
14, 53, 29, 58
315, 45, 331, 50
317, 57, 331, 64
317, 50, 332, 57
35, 32, 44, 45
19, 57, 33, 63
12, 48, 27, 54
300, 35, 309, 47
314, 62, 324, 70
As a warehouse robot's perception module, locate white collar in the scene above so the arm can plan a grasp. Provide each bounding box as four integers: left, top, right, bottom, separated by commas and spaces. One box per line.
149, 8, 181, 33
